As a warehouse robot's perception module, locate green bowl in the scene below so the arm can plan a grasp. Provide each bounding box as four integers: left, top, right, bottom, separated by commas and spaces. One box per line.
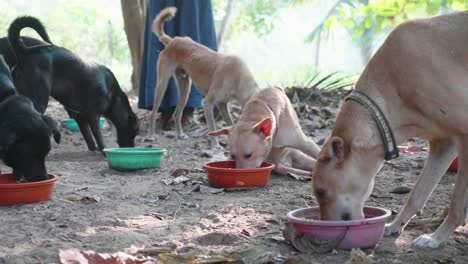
65, 118, 105, 132
103, 147, 167, 170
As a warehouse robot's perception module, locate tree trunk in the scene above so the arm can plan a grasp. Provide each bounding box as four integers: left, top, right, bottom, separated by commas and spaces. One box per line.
121, 0, 147, 92
217, 0, 234, 51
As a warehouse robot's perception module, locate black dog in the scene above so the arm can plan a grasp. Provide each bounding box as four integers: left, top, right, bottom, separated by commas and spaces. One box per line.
4, 16, 139, 151
0, 55, 60, 182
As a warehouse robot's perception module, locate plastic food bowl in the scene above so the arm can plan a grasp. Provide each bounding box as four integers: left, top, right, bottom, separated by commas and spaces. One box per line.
203, 160, 275, 188
448, 158, 458, 172
0, 174, 59, 205
65, 118, 105, 132
103, 147, 167, 170
286, 206, 391, 250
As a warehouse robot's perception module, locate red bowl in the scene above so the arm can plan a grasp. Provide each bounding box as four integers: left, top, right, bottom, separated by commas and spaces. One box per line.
0, 174, 59, 205
286, 206, 391, 250
203, 160, 274, 188
448, 158, 458, 172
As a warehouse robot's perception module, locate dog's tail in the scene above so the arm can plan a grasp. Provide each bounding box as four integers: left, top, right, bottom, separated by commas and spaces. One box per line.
8, 16, 52, 56
152, 7, 177, 46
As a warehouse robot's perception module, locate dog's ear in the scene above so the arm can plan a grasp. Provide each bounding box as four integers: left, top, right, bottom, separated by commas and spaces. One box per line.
208, 127, 231, 137
0, 128, 16, 158
41, 115, 61, 144
327, 136, 345, 161
253, 117, 272, 138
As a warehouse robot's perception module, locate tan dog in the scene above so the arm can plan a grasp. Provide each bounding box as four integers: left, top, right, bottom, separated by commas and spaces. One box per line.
209, 87, 320, 176
312, 12, 468, 249
148, 7, 260, 147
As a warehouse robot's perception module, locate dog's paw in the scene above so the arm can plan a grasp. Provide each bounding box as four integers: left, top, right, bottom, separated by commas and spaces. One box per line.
177, 133, 188, 140
384, 222, 403, 237
144, 135, 156, 142
412, 234, 442, 249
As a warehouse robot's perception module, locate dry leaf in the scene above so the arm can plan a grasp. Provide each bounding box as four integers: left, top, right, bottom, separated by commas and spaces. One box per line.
345, 248, 375, 264
58, 249, 154, 264
199, 185, 224, 194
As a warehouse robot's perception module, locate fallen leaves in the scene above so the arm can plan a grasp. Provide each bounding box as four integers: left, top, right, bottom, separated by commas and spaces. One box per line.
171, 168, 204, 177
199, 185, 224, 194
163, 176, 190, 185
346, 248, 375, 264
283, 223, 341, 254
58, 249, 154, 264
58, 245, 276, 264
66, 195, 101, 203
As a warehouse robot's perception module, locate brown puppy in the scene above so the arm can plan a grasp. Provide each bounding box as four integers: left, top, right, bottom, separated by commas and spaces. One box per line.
148, 7, 260, 147
210, 87, 320, 176
312, 12, 468, 249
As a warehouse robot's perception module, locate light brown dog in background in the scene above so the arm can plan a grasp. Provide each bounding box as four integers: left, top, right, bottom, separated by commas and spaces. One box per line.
209, 87, 320, 176
148, 7, 260, 147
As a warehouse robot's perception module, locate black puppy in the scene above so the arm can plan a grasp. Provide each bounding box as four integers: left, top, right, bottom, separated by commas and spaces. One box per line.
5, 16, 139, 151
0, 55, 60, 182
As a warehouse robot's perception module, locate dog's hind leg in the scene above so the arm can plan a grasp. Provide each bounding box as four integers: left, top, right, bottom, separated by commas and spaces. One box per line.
75, 117, 97, 151
382, 138, 456, 244
218, 102, 233, 126
173, 68, 191, 139
89, 116, 105, 151
202, 91, 219, 147
148, 54, 176, 137
412, 137, 468, 249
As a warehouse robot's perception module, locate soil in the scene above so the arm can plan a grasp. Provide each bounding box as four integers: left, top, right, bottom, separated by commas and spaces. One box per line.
0, 93, 467, 264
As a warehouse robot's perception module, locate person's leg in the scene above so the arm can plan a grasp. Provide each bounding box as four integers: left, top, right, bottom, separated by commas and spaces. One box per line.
139, 0, 183, 130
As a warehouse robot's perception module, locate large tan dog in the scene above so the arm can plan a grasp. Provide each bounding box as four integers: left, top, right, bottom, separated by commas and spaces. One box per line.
312, 12, 468, 249
148, 7, 260, 146
210, 87, 320, 175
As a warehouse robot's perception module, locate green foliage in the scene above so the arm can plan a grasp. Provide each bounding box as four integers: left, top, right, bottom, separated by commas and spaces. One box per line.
213, 0, 289, 38
303, 71, 355, 90
326, 0, 468, 40
0, 0, 131, 90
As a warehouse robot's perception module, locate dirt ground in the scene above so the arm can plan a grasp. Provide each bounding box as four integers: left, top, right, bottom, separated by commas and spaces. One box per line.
1, 94, 468, 264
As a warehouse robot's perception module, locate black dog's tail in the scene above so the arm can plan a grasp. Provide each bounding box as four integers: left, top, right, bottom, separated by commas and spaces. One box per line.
8, 16, 52, 57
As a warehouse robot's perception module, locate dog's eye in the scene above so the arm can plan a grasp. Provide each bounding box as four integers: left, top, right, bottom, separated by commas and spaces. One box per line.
316, 188, 327, 199
244, 153, 252, 159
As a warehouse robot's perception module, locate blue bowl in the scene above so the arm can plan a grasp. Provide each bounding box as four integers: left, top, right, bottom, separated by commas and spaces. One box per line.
65, 118, 105, 132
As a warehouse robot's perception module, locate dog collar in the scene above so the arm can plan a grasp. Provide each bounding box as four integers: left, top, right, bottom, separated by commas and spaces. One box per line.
345, 90, 399, 160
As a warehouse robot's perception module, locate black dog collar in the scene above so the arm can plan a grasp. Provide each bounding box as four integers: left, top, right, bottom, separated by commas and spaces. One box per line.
345, 91, 399, 160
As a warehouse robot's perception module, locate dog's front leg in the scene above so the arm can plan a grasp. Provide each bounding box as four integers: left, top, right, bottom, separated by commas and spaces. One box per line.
274, 162, 312, 176
203, 94, 219, 147
288, 132, 321, 159
383, 138, 456, 242
75, 118, 97, 151
89, 116, 105, 151
289, 148, 316, 172
412, 137, 468, 249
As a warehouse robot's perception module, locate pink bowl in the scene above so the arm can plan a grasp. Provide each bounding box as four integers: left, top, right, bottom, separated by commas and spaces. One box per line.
286, 206, 391, 249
